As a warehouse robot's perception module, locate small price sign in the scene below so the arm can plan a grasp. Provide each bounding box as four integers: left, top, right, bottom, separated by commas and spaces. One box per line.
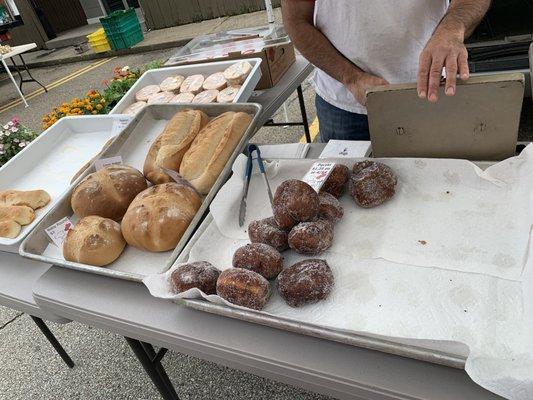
45, 217, 73, 247
111, 116, 133, 136
302, 162, 336, 192
94, 155, 123, 171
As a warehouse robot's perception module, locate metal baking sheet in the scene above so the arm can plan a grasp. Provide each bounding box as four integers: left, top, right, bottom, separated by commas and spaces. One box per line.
20, 103, 262, 282
174, 213, 467, 369
110, 58, 262, 115
0, 115, 129, 253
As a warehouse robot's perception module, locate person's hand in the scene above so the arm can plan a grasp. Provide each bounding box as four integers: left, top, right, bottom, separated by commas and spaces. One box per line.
417, 29, 469, 103
347, 73, 389, 106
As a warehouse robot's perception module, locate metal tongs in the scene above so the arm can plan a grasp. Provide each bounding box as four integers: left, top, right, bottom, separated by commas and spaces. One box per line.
239, 144, 273, 227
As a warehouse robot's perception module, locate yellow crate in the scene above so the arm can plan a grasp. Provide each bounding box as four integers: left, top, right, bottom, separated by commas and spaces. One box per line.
89, 41, 112, 53
87, 28, 106, 42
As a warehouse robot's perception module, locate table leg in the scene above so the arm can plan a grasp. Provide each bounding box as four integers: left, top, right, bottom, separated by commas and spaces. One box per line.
18, 54, 47, 92
1, 59, 29, 107
297, 85, 311, 143
125, 337, 180, 400
30, 316, 75, 368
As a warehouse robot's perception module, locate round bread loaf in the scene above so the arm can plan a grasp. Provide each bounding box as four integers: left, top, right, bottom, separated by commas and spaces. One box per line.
318, 192, 344, 222
217, 86, 241, 103
223, 61, 252, 86
63, 216, 126, 267
320, 164, 350, 198
272, 180, 319, 230
350, 161, 397, 208
121, 182, 202, 252
288, 219, 334, 255
71, 165, 148, 221
160, 75, 185, 92
147, 91, 175, 104
248, 216, 288, 252
203, 72, 227, 91
216, 268, 270, 310
135, 85, 161, 102
232, 243, 283, 279
180, 74, 205, 94
171, 92, 195, 103
122, 101, 146, 116
170, 261, 220, 294
277, 259, 334, 307
192, 89, 219, 104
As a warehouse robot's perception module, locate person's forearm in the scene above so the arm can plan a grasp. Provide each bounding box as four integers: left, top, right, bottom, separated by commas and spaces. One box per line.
436, 0, 491, 40
282, 7, 363, 87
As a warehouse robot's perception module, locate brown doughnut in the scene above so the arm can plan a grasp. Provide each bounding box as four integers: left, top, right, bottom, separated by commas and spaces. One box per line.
277, 259, 334, 307
248, 217, 289, 252
170, 261, 220, 295
216, 268, 271, 310
320, 164, 350, 198
232, 243, 283, 279
350, 161, 397, 208
288, 219, 334, 255
272, 180, 319, 230
318, 192, 344, 222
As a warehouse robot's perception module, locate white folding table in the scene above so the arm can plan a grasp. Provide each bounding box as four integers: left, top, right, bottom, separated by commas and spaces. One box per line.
0, 43, 47, 107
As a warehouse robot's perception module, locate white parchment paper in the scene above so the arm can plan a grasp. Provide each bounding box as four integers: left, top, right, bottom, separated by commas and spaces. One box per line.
210, 147, 533, 281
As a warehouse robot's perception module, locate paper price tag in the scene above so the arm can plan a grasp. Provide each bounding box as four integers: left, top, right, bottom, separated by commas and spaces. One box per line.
111, 116, 133, 136
45, 217, 73, 247
302, 162, 336, 192
94, 155, 123, 171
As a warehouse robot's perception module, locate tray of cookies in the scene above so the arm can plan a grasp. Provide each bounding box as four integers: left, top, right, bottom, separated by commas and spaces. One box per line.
109, 58, 262, 116
20, 103, 262, 281
0, 115, 131, 253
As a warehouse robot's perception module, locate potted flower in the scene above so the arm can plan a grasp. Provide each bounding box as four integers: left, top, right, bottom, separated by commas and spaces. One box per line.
0, 117, 39, 167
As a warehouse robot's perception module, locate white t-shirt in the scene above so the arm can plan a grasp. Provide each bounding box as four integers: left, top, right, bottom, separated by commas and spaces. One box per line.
313, 0, 449, 114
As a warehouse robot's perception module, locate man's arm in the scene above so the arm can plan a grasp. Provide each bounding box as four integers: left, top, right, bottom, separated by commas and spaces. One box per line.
417, 0, 491, 102
281, 0, 388, 106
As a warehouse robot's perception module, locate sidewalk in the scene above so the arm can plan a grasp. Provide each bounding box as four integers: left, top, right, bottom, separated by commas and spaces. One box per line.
18, 8, 282, 69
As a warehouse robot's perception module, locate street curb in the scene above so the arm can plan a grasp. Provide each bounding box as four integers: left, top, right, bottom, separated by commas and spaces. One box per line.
24, 37, 191, 69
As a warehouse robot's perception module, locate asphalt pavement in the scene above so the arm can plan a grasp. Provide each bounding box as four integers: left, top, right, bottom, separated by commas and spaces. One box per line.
0, 48, 323, 400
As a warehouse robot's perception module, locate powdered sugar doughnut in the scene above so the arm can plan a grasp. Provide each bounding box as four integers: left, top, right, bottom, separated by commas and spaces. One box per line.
160, 75, 185, 92
318, 192, 344, 222
135, 85, 161, 101
171, 261, 220, 294
288, 219, 334, 255
122, 101, 146, 116
171, 92, 195, 103
273, 180, 319, 230
180, 74, 205, 94
248, 217, 288, 252
223, 61, 252, 86
217, 86, 241, 103
147, 91, 175, 104
232, 243, 283, 279
192, 89, 219, 104
277, 259, 334, 307
217, 268, 270, 310
320, 164, 350, 198
203, 72, 227, 90
350, 161, 397, 208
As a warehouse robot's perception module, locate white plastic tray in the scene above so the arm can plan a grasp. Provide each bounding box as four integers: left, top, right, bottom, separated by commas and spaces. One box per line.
110, 58, 262, 115
0, 115, 130, 253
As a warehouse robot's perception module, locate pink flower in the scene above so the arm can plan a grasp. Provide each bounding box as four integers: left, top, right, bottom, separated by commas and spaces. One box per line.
11, 117, 19, 125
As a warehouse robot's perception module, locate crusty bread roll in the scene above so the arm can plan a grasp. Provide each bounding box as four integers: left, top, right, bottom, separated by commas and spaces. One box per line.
203, 72, 227, 91
180, 112, 253, 194
135, 85, 161, 102
0, 190, 50, 209
147, 91, 175, 104
0, 205, 35, 225
122, 101, 146, 116
0, 220, 21, 239
223, 61, 252, 86
171, 93, 194, 103
192, 89, 219, 104
160, 75, 185, 92
217, 86, 241, 103
180, 75, 205, 94
143, 109, 209, 185
71, 165, 147, 221
63, 216, 126, 267
121, 182, 202, 252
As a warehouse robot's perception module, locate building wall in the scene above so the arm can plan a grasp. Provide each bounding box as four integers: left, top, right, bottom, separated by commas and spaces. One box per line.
140, 0, 281, 30
6, 0, 48, 48
79, 0, 105, 21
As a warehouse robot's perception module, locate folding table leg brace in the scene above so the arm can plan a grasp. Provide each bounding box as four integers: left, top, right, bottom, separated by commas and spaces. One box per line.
264, 84, 312, 143
30, 316, 74, 368
11, 55, 48, 94
125, 337, 180, 400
